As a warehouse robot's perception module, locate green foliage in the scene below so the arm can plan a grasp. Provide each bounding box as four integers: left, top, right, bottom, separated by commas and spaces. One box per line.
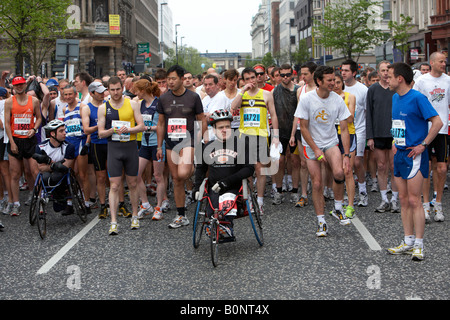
314, 0, 385, 61
261, 52, 276, 68
292, 39, 310, 65
164, 47, 212, 75
388, 14, 414, 62
0, 0, 72, 74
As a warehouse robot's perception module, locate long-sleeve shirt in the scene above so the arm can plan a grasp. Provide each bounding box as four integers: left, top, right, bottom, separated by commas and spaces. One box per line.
366, 82, 395, 140
194, 136, 255, 193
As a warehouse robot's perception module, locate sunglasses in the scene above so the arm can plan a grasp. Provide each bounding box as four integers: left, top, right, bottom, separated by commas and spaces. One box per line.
280, 73, 292, 78
256, 72, 265, 76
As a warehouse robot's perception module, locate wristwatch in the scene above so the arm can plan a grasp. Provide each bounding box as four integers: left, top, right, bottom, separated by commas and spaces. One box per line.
344, 154, 351, 158
421, 141, 428, 148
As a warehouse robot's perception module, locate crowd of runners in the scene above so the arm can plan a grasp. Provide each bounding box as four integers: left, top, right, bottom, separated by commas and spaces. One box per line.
0, 50, 449, 262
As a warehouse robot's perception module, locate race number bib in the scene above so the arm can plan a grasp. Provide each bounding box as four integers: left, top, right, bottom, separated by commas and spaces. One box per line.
13, 117, 31, 136
65, 118, 82, 137
392, 120, 406, 147
243, 108, 261, 128
111, 120, 131, 142
168, 118, 187, 140
142, 114, 153, 130
219, 192, 237, 217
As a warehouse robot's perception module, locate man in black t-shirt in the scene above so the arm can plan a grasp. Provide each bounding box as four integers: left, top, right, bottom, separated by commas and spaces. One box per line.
156, 65, 207, 229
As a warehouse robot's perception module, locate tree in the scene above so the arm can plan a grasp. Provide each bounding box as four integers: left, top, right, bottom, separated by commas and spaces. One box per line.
261, 52, 276, 68
388, 14, 414, 63
164, 47, 212, 75
314, 0, 385, 61
292, 39, 310, 66
0, 0, 71, 75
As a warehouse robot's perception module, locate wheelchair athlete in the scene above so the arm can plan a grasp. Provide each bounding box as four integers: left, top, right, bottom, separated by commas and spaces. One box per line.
193, 109, 254, 238
32, 120, 76, 215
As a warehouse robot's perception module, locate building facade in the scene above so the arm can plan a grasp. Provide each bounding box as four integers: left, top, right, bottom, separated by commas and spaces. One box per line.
428, 0, 449, 65
0, 0, 161, 79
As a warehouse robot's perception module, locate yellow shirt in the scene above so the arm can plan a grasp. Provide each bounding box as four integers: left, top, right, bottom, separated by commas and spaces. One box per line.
239, 89, 269, 137
105, 98, 137, 142
337, 92, 356, 135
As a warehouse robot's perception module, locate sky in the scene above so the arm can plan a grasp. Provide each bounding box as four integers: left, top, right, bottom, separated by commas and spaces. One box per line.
167, 0, 262, 54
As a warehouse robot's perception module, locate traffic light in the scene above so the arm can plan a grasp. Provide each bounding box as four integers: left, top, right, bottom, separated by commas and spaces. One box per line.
85, 59, 96, 77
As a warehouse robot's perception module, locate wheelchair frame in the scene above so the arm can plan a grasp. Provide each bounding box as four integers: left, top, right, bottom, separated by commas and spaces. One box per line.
192, 178, 264, 267
29, 168, 88, 239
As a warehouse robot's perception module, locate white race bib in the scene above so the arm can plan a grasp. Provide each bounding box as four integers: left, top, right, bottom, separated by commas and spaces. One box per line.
65, 118, 82, 137
168, 118, 187, 140
219, 192, 237, 217
392, 120, 406, 147
111, 120, 131, 142
243, 108, 261, 128
142, 114, 153, 128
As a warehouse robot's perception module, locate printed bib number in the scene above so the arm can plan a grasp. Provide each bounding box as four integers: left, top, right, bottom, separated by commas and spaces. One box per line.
112, 120, 131, 142
392, 120, 406, 147
243, 108, 261, 128
65, 118, 82, 137
219, 192, 238, 217
168, 118, 187, 140
142, 114, 153, 127
14, 117, 31, 136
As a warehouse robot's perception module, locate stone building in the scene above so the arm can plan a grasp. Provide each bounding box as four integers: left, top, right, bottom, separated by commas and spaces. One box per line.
0, 0, 161, 78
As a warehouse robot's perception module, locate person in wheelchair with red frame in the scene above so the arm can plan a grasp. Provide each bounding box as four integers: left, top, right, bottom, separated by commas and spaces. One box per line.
193, 109, 254, 239
32, 119, 76, 215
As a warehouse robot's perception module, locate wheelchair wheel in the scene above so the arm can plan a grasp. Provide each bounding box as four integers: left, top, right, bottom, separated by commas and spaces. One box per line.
249, 190, 264, 247
29, 175, 44, 226
210, 218, 220, 268
34, 186, 48, 240
193, 197, 208, 249
68, 172, 88, 223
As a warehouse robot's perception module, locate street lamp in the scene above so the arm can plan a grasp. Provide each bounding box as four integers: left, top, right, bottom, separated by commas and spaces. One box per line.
160, 2, 168, 68
175, 24, 181, 64
286, 22, 292, 65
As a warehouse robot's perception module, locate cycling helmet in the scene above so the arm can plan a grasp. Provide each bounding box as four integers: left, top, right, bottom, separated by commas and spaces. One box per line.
208, 109, 233, 126
44, 119, 65, 132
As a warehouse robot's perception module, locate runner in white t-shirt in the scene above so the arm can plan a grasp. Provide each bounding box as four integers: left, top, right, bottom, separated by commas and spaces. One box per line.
341, 60, 369, 207
413, 52, 450, 222
294, 66, 352, 237
202, 74, 229, 141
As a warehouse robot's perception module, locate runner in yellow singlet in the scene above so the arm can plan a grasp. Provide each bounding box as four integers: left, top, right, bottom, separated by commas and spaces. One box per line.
231, 67, 279, 215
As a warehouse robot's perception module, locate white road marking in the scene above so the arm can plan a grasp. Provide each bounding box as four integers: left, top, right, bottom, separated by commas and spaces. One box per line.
352, 216, 382, 251
36, 217, 100, 275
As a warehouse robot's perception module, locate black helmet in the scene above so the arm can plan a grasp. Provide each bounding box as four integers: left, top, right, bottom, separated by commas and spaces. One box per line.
208, 109, 233, 126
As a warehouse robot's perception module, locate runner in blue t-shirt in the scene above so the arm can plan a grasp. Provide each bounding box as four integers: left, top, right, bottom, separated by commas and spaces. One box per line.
386, 63, 442, 262
81, 82, 109, 218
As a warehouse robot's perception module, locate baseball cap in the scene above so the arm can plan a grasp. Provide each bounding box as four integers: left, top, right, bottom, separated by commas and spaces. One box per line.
11, 76, 26, 86
0, 87, 7, 97
46, 79, 59, 87
88, 82, 107, 93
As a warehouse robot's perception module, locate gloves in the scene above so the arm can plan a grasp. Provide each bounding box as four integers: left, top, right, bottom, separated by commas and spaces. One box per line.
80, 143, 90, 156
51, 160, 69, 174
32, 151, 51, 165
212, 180, 228, 194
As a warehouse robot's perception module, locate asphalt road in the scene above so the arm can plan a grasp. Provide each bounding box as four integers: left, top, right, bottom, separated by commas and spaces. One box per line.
1, 180, 449, 308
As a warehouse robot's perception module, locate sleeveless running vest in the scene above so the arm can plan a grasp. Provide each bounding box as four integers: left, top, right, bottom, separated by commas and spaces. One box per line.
337, 92, 356, 135
88, 102, 107, 145
140, 97, 159, 147
105, 98, 136, 142
239, 89, 269, 137
11, 95, 35, 139
64, 102, 85, 138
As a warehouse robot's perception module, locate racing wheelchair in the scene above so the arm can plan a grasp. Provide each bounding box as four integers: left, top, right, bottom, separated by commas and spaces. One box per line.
192, 178, 264, 267
29, 158, 88, 240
